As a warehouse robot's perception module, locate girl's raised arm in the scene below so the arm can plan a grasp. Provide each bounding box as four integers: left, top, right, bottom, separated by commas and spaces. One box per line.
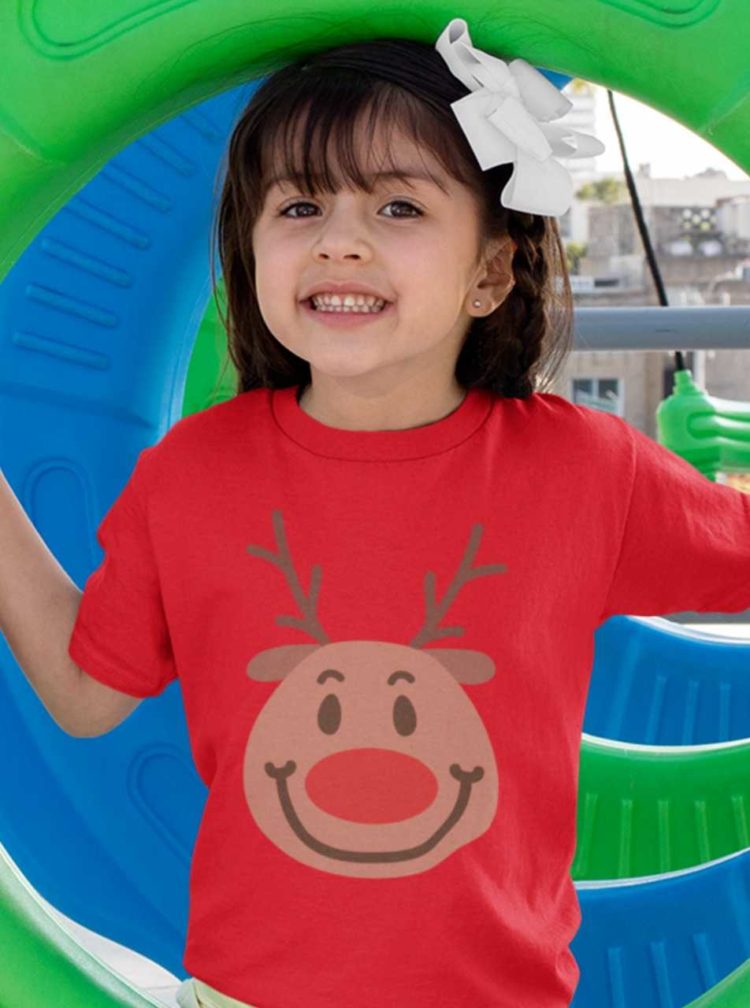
0, 470, 145, 737
0, 468, 87, 733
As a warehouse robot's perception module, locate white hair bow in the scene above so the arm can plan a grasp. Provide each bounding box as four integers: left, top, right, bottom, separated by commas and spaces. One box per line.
435, 18, 605, 217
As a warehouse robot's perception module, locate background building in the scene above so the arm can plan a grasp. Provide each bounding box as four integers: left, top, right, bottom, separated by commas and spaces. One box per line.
545, 84, 750, 437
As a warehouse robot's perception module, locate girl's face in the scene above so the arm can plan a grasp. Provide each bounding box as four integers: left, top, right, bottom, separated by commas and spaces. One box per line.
251, 118, 513, 400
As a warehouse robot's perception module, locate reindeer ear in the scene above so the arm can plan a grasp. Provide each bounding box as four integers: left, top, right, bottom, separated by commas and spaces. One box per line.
422, 648, 496, 684
247, 644, 321, 681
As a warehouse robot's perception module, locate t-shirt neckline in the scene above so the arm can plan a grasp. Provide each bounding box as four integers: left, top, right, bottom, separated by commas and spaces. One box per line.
270, 384, 493, 461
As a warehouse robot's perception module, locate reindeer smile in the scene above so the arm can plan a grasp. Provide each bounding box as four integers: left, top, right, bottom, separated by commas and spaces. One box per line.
264, 758, 485, 862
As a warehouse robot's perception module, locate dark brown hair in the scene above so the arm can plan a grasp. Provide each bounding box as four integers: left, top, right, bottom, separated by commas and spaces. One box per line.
211, 35, 574, 399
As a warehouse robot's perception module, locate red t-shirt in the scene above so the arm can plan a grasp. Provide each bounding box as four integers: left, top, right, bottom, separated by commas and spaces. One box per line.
68, 385, 750, 1008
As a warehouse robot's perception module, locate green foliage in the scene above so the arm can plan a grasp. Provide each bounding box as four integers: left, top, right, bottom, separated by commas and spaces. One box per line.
575, 177, 626, 204
565, 241, 588, 275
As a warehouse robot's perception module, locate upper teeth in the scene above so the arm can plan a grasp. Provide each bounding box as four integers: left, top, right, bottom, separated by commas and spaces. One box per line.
311, 293, 385, 308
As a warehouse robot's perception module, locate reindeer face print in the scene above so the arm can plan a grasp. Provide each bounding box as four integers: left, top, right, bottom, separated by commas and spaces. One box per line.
242, 511, 505, 879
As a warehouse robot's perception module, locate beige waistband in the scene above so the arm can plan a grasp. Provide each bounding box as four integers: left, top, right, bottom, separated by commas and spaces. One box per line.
193, 977, 259, 1008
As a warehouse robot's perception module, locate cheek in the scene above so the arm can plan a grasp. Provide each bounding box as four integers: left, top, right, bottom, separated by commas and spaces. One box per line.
252, 269, 287, 333
254, 255, 297, 321
408, 237, 462, 279
254, 243, 282, 288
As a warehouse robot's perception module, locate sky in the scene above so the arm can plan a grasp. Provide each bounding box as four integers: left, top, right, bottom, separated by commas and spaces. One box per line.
586, 84, 748, 182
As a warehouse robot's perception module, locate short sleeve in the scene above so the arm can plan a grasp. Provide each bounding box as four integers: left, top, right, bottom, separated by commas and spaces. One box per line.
68, 447, 178, 698
599, 419, 750, 622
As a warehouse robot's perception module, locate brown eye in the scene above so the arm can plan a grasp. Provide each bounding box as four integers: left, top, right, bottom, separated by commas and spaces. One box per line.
280, 201, 318, 218
382, 200, 422, 218
393, 695, 417, 736
318, 693, 341, 735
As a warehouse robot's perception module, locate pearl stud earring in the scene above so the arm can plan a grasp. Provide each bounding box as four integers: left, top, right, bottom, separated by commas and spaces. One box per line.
472, 299, 481, 308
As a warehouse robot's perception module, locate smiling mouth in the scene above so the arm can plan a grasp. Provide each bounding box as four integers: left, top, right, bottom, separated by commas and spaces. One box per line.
264, 760, 484, 862
306, 297, 390, 312
302, 297, 394, 319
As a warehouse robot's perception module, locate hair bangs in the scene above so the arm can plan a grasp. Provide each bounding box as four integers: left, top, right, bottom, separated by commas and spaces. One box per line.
253, 75, 477, 211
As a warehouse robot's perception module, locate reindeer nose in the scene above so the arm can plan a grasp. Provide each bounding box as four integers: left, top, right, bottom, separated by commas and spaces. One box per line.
305, 748, 439, 823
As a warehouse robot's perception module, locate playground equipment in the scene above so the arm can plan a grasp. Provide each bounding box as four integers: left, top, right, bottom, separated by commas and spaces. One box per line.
585, 617, 750, 745
1, 2, 749, 1006
658, 369, 750, 490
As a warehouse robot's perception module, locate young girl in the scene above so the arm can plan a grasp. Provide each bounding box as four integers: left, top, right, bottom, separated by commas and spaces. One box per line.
3, 17, 749, 1008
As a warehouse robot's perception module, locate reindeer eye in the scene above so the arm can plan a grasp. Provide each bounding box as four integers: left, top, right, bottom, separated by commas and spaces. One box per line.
318, 693, 341, 735
393, 695, 417, 737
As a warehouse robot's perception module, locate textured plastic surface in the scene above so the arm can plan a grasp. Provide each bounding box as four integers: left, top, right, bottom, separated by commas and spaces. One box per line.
585, 616, 750, 745
575, 730, 750, 881
685, 958, 750, 1007
0, 86, 256, 978
572, 848, 750, 1008
2, 0, 750, 283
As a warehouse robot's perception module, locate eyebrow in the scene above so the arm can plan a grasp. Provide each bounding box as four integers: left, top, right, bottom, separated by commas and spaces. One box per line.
269, 168, 446, 190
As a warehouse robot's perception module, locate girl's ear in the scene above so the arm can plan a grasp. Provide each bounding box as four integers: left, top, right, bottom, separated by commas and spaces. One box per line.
491, 232, 516, 272
483, 233, 516, 268
485, 232, 516, 264
472, 235, 516, 309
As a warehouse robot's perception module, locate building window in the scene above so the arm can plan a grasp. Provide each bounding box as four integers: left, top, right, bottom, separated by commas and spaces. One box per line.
681, 207, 716, 233
571, 377, 623, 415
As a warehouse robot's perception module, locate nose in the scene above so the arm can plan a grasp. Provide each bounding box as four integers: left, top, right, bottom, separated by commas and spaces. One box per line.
305, 748, 439, 823
313, 203, 372, 262
314, 238, 368, 262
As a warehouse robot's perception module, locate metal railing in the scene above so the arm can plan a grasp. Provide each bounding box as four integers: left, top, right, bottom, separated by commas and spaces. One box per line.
573, 306, 750, 350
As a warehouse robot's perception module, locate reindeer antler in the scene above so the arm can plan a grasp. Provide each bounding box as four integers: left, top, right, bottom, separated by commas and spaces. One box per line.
246, 510, 330, 644
409, 523, 506, 649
